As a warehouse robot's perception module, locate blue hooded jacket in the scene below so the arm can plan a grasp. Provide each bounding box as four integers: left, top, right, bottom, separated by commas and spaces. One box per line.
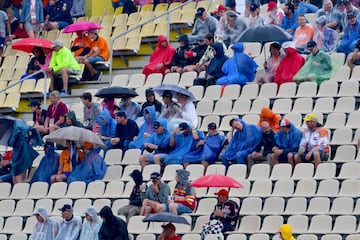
96, 109, 116, 149
31, 144, 59, 184
144, 118, 171, 154
274, 122, 302, 153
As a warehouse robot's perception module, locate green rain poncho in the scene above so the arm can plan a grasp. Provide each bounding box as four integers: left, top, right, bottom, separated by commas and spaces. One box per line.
293, 50, 340, 85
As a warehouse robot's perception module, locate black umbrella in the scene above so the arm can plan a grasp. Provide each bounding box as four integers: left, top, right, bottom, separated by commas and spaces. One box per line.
143, 212, 190, 225
95, 86, 138, 99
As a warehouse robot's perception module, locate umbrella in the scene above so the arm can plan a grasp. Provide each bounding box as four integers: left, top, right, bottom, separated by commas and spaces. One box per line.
153, 84, 195, 101
62, 21, 102, 33
190, 174, 243, 188
45, 126, 106, 149
143, 212, 190, 225
95, 86, 138, 99
12, 38, 53, 53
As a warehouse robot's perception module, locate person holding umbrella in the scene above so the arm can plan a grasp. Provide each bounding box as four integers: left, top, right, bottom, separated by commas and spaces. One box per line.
71, 30, 91, 60
158, 223, 181, 240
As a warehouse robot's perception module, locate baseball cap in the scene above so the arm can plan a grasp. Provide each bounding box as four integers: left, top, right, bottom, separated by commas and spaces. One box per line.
51, 39, 63, 48
213, 4, 226, 14
347, 12, 356, 19
304, 113, 318, 122
146, 88, 155, 96
59, 204, 73, 213
116, 111, 126, 117
267, 1, 277, 11
196, 7, 206, 17
150, 172, 161, 180
306, 40, 317, 49
179, 122, 189, 131
250, 3, 259, 11
28, 100, 41, 107
215, 189, 229, 196
162, 90, 172, 98
207, 122, 217, 130
162, 223, 176, 232
279, 119, 290, 127
153, 121, 161, 129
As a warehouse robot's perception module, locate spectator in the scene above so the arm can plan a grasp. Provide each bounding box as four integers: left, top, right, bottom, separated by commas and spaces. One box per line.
294, 40, 336, 85
273, 42, 305, 86
32, 207, 59, 240
50, 140, 85, 183
24, 47, 46, 80
118, 170, 147, 221
278, 224, 296, 240
221, 118, 262, 168
159, 91, 179, 120
140, 88, 162, 116
78, 30, 109, 81
316, 0, 342, 31
111, 111, 139, 151
158, 169, 196, 215
256, 42, 285, 85
55, 204, 82, 240
44, 91, 69, 133
247, 4, 265, 28
182, 36, 209, 72
140, 171, 171, 216
193, 42, 228, 88
280, 3, 298, 35
0, 150, 12, 183
98, 206, 129, 240
101, 97, 117, 119
0, 5, 11, 56
46, 40, 81, 96
159, 223, 181, 240
139, 119, 171, 170
183, 122, 225, 170
80, 92, 101, 130
347, 39, 360, 70
313, 15, 338, 52
293, 14, 315, 52
265, 1, 284, 26
28, 100, 47, 135
336, 12, 360, 55
67, 142, 107, 184
296, 0, 319, 14
195, 33, 216, 73
165, 34, 192, 74
70, 0, 85, 18
96, 109, 117, 150
294, 113, 329, 168
272, 119, 302, 167
343, 0, 359, 26
71, 31, 91, 60
216, 42, 258, 86
7, 8, 28, 39
211, 4, 227, 21
119, 96, 141, 121
247, 121, 276, 170
111, 0, 125, 10
257, 107, 281, 132
216, 10, 247, 46
188, 7, 218, 44
168, 93, 198, 131
19, 0, 44, 38
64, 111, 83, 127
142, 35, 175, 76
79, 206, 102, 240
31, 142, 59, 183
44, 0, 73, 30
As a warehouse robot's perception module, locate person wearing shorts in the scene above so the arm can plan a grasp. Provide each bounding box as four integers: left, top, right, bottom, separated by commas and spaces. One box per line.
44, 0, 73, 30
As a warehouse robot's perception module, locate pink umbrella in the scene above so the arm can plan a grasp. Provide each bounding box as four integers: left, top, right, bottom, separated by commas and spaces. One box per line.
190, 174, 243, 188
62, 21, 102, 33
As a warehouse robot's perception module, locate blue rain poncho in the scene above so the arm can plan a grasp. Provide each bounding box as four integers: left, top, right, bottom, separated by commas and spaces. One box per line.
79, 206, 102, 240
274, 122, 302, 154
128, 106, 156, 150
31, 145, 59, 184
144, 118, 171, 154
96, 109, 117, 149
184, 132, 225, 164
32, 207, 59, 240
216, 42, 258, 86
55, 214, 82, 240
222, 119, 262, 167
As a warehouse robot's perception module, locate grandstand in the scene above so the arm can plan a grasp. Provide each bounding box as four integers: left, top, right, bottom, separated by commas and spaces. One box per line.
0, 0, 360, 239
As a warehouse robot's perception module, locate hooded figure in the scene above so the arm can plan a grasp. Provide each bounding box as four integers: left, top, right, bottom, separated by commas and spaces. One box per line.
79, 206, 102, 240
274, 121, 302, 154
64, 111, 83, 128
128, 106, 157, 150
203, 42, 228, 86
170, 35, 192, 68
216, 42, 258, 86
142, 35, 175, 76
279, 224, 296, 240
257, 107, 281, 132
32, 207, 59, 240
313, 15, 338, 52
31, 142, 59, 184
144, 118, 172, 154
98, 206, 129, 240
96, 109, 117, 149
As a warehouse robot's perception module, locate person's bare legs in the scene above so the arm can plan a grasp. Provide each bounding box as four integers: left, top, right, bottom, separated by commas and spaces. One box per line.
13, 172, 26, 184
313, 150, 321, 169
61, 68, 69, 92
271, 152, 280, 166
287, 153, 295, 168
46, 70, 55, 91
156, 203, 166, 213
201, 160, 209, 174
294, 153, 301, 166
84, 59, 97, 76
27, 30, 35, 38
139, 155, 149, 170
168, 203, 178, 215
153, 155, 162, 166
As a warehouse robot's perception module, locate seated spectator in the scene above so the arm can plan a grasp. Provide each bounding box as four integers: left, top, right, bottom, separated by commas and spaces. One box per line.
165, 34, 192, 74
216, 10, 247, 46
216, 42, 258, 86
23, 47, 46, 80
19, 0, 44, 38
44, 0, 73, 30
0, 7, 12, 56
257, 107, 281, 132
140, 88, 162, 117
294, 113, 329, 168
247, 121, 275, 170
247, 4, 264, 28
44, 91, 69, 133
118, 170, 147, 221
167, 93, 198, 131
273, 42, 305, 86
313, 15, 338, 52
272, 119, 302, 167
119, 96, 141, 121
80, 92, 101, 130
140, 172, 171, 216
188, 7, 218, 44
336, 12, 360, 55
111, 111, 139, 151
157, 169, 196, 215
211, 4, 227, 21
159, 91, 179, 120
0, 150, 13, 183
293, 14, 315, 52
193, 42, 228, 88
280, 3, 298, 35
128, 106, 156, 151
71, 31, 91, 60
50, 140, 85, 183
142, 35, 175, 76
31, 142, 59, 183
347, 39, 360, 70
28, 100, 47, 135
55, 204, 82, 240
278, 224, 296, 240
98, 206, 129, 240
183, 122, 225, 170
221, 118, 262, 168
159, 223, 181, 240
265, 1, 284, 26
195, 33, 217, 73
32, 207, 59, 240
294, 40, 337, 85
182, 36, 209, 72
70, 0, 85, 18
79, 206, 102, 240
78, 30, 109, 81
7, 8, 28, 39
316, 0, 342, 31
101, 97, 117, 119
64, 111, 83, 128
96, 109, 117, 150
256, 42, 285, 85
343, 0, 360, 26
296, 0, 319, 14
46, 40, 81, 96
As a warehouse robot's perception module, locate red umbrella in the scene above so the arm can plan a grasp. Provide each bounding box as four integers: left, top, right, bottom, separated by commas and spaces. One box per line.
190, 174, 243, 188
12, 38, 53, 53
62, 21, 102, 33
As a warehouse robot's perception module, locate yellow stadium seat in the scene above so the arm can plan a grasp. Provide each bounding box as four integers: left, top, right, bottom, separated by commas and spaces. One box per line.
1, 92, 20, 109
141, 4, 154, 12
113, 14, 128, 27
5, 80, 20, 93
127, 12, 140, 26
19, 79, 36, 93
101, 14, 114, 27
114, 6, 124, 15
140, 12, 154, 24
89, 15, 101, 24
154, 3, 168, 13
140, 23, 155, 37
45, 29, 59, 41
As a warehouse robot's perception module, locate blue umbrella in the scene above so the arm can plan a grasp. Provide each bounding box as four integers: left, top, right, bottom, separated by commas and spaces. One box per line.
153, 84, 195, 101
143, 212, 190, 225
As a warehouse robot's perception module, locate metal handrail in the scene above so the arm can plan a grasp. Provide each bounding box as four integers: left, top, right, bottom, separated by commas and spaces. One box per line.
0, 70, 48, 108
108, 0, 193, 85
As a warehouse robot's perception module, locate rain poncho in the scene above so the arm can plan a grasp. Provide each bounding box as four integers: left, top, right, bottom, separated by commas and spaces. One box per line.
336, 18, 360, 54
128, 106, 156, 150
55, 214, 82, 240
257, 107, 281, 132
216, 42, 258, 86
32, 207, 59, 240
64, 111, 83, 128
79, 207, 102, 240
144, 118, 171, 154
98, 206, 129, 240
279, 224, 296, 240
293, 50, 340, 84
216, 11, 248, 44
221, 119, 262, 167
31, 145, 59, 184
274, 122, 302, 154
96, 109, 117, 149
184, 132, 225, 164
